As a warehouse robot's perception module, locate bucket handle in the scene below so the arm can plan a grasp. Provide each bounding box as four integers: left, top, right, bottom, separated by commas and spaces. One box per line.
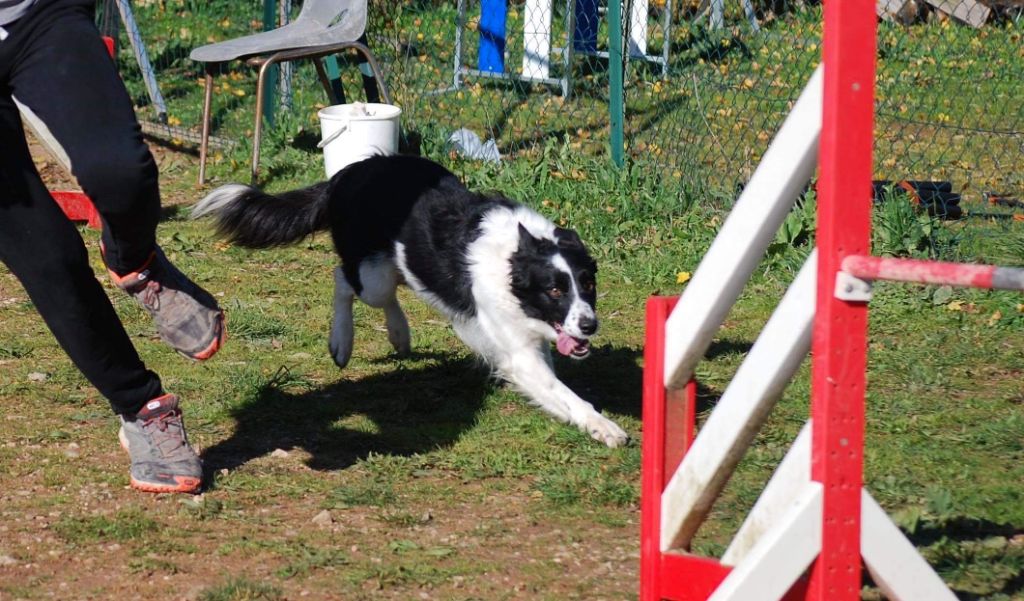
317, 123, 348, 149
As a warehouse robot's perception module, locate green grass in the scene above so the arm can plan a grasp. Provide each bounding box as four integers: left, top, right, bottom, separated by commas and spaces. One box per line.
120, 1, 1021, 203
198, 577, 284, 601
3, 144, 1020, 598
1, 3, 1022, 599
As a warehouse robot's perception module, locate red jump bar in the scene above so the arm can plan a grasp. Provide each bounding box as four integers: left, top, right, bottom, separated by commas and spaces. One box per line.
842, 255, 1024, 291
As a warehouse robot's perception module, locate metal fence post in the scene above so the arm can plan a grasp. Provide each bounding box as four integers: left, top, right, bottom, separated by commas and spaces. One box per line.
262, 0, 278, 128
608, 0, 624, 168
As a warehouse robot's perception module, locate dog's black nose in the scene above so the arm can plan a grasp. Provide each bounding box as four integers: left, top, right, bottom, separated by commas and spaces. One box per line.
578, 317, 598, 336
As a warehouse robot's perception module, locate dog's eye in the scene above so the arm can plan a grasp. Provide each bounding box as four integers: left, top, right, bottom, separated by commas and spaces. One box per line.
548, 288, 563, 299
582, 281, 595, 292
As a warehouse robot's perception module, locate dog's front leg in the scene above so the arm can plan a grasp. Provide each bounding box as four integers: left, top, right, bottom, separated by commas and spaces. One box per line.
451, 319, 628, 447
501, 349, 629, 448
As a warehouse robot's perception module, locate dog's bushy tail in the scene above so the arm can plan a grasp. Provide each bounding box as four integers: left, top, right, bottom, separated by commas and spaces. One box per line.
191, 181, 332, 249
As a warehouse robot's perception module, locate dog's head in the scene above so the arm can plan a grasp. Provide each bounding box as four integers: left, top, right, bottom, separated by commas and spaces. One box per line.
510, 224, 598, 359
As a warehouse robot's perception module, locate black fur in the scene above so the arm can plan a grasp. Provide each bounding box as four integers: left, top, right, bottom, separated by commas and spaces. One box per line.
200, 155, 514, 308
207, 182, 331, 248
194, 154, 629, 447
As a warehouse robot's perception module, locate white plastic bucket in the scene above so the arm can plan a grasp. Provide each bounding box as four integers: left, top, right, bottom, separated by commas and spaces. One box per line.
317, 103, 402, 177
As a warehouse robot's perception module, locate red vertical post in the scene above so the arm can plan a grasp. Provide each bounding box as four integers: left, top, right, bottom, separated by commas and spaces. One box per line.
810, 0, 877, 598
641, 296, 673, 601
641, 296, 693, 601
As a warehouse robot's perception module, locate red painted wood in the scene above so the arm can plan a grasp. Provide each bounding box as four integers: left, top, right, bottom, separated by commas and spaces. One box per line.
658, 553, 731, 601
51, 191, 101, 230
663, 381, 696, 489
842, 255, 997, 289
642, 296, 674, 601
656, 550, 811, 601
641, 297, 730, 601
810, 0, 877, 598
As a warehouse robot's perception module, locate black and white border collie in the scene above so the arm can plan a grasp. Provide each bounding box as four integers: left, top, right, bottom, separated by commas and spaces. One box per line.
192, 155, 628, 447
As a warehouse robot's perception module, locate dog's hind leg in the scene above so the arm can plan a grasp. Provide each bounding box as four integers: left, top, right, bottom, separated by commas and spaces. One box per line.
358, 257, 411, 357
329, 266, 356, 368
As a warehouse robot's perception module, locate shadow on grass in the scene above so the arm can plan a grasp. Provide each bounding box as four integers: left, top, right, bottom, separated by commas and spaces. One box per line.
556, 343, 725, 420
864, 518, 1024, 601
875, 516, 1024, 599
202, 354, 492, 477
906, 515, 1024, 548
202, 344, 653, 481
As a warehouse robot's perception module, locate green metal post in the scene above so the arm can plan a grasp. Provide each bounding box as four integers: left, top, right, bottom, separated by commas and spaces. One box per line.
325, 55, 346, 104
608, 0, 625, 167
262, 0, 278, 127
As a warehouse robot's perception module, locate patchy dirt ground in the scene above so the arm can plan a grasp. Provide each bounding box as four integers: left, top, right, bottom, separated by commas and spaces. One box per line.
26, 133, 200, 207
1, 135, 645, 600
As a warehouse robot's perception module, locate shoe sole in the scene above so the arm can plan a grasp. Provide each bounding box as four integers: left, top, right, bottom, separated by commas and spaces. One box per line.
129, 475, 202, 494
182, 312, 227, 362
118, 427, 203, 494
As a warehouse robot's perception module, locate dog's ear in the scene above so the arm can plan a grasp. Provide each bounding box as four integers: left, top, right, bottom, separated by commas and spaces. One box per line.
517, 223, 540, 251
554, 227, 583, 250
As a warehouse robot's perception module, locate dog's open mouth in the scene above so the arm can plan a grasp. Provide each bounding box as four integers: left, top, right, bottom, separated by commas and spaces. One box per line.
554, 324, 591, 359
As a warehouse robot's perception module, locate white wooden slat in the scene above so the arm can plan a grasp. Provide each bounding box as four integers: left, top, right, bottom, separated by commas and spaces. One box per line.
522, 0, 552, 80
861, 490, 958, 601
663, 64, 823, 390
660, 253, 817, 551
721, 421, 812, 565
15, 96, 73, 175
628, 0, 649, 57
710, 0, 725, 28
708, 482, 823, 601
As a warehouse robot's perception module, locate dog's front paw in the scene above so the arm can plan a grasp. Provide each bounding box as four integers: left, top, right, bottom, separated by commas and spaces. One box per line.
585, 414, 629, 448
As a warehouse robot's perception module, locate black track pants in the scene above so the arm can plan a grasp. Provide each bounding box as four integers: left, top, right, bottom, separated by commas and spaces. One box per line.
0, 0, 163, 414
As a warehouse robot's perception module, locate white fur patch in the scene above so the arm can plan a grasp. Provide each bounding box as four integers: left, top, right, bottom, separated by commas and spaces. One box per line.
551, 254, 595, 339
191, 184, 253, 219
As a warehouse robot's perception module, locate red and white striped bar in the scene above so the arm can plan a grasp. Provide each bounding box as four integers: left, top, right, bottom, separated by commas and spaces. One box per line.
842, 255, 1024, 291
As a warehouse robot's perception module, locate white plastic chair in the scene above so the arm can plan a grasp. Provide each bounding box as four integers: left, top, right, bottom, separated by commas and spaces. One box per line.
190, 0, 390, 184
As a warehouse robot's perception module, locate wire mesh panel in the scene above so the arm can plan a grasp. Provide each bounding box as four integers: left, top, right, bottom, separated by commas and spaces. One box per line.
375, 0, 618, 159
111, 0, 1022, 205
622, 2, 821, 197
874, 12, 1023, 199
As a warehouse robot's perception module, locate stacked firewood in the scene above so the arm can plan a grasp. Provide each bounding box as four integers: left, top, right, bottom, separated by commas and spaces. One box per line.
876, 0, 1021, 27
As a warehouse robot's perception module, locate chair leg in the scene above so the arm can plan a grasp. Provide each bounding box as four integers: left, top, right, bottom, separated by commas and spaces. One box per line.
313, 59, 339, 105
252, 57, 277, 185
350, 43, 392, 106
198, 67, 215, 185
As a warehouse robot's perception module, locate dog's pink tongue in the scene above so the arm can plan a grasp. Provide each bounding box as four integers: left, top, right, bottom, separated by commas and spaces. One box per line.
556, 331, 579, 356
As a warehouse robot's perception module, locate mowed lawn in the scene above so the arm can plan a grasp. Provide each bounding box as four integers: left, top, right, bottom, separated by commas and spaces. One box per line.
0, 128, 1022, 600
1, 6, 1023, 595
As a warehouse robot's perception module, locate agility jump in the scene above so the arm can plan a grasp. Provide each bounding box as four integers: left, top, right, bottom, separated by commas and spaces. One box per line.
639, 0, 1024, 598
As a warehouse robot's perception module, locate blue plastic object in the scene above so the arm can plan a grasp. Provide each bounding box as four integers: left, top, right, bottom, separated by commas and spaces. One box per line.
478, 0, 506, 73
573, 0, 598, 53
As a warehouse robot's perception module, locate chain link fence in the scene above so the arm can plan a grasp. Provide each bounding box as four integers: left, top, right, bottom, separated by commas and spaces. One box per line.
113, 0, 1023, 203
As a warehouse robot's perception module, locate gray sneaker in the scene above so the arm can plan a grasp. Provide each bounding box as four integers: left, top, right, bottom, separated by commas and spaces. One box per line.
118, 394, 203, 493
107, 246, 226, 361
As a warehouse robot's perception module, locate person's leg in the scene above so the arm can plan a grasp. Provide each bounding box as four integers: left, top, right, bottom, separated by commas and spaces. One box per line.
0, 94, 162, 415
6, 0, 225, 360
0, 0, 204, 493
6, 0, 157, 273
0, 97, 203, 493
